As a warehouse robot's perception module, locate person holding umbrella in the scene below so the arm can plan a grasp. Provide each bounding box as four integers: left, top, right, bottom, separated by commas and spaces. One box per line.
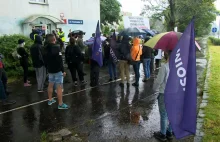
153, 50, 173, 141
118, 35, 131, 87
131, 37, 142, 87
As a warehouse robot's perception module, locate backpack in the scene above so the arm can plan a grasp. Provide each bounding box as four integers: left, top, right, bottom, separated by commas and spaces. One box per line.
12, 48, 21, 60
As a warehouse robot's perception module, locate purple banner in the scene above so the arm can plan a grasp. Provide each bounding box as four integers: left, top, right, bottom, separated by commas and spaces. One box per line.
164, 19, 197, 139
92, 21, 103, 67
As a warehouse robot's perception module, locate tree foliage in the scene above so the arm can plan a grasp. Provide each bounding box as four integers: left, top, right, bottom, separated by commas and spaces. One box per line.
100, 0, 121, 24
141, 0, 217, 36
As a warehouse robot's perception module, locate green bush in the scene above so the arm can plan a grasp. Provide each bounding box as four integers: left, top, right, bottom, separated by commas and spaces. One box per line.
209, 37, 220, 46
0, 34, 34, 77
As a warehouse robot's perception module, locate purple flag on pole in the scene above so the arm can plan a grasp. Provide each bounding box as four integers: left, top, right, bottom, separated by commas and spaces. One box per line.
164, 19, 197, 139
92, 20, 103, 67
110, 31, 118, 63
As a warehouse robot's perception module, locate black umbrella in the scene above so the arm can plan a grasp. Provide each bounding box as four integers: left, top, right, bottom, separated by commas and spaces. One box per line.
119, 27, 146, 37
72, 30, 86, 35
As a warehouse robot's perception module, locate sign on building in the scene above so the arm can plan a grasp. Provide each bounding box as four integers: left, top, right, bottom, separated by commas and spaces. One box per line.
68, 19, 83, 24
123, 16, 150, 29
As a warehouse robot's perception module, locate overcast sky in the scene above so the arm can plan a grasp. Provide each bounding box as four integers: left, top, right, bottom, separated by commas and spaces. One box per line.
118, 0, 220, 16
118, 0, 143, 16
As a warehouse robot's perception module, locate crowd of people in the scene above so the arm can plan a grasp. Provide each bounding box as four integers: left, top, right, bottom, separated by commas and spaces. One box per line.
0, 29, 165, 107
0, 27, 173, 141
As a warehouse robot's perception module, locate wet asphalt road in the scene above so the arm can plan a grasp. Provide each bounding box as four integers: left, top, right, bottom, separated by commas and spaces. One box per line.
0, 42, 208, 142
0, 64, 163, 142
0, 64, 196, 142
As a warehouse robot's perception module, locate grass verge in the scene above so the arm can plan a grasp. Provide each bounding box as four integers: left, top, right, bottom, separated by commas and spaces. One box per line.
203, 43, 220, 141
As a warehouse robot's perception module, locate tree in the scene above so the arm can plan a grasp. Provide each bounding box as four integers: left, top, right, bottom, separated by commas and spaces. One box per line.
100, 0, 121, 24
141, 0, 217, 36
176, 0, 216, 36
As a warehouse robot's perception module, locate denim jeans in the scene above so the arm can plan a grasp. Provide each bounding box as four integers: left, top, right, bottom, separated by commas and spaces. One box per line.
143, 58, 151, 79
108, 60, 117, 79
158, 93, 172, 135
0, 80, 6, 100
133, 61, 141, 85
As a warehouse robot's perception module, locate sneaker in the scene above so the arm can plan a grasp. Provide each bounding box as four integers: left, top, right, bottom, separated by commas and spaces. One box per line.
58, 103, 69, 109
48, 99, 56, 106
81, 81, 87, 85
37, 90, 44, 93
2, 99, 16, 106
127, 83, 130, 87
6, 91, 11, 96
154, 132, 167, 142
27, 80, 31, 83
132, 83, 139, 87
74, 81, 78, 86
108, 79, 113, 82
166, 131, 174, 140
142, 79, 147, 82
114, 77, 117, 80
24, 83, 32, 87
119, 83, 124, 87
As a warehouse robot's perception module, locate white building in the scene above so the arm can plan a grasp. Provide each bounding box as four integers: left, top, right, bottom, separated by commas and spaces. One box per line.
0, 0, 100, 41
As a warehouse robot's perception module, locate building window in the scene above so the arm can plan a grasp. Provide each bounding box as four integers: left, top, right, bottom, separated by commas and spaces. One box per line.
29, 0, 47, 4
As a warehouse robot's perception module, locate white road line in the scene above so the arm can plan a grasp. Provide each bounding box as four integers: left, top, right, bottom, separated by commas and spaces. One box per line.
0, 75, 135, 115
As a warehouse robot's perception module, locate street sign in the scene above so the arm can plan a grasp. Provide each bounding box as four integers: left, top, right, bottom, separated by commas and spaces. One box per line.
212, 27, 217, 33
68, 19, 83, 25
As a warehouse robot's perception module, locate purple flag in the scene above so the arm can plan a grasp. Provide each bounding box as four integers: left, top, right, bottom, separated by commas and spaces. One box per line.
92, 21, 103, 67
164, 19, 197, 139
110, 31, 118, 63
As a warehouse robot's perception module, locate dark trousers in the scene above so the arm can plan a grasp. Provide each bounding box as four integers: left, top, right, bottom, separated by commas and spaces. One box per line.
21, 63, 28, 83
133, 61, 141, 85
108, 60, 117, 79
1, 69, 7, 93
0, 80, 6, 100
90, 59, 100, 86
150, 58, 154, 74
68, 62, 84, 82
155, 59, 161, 69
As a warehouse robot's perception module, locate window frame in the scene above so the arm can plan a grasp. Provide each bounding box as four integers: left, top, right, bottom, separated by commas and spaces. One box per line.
29, 0, 48, 5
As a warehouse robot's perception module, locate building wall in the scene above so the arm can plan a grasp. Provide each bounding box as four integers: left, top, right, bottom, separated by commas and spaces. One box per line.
0, 0, 100, 40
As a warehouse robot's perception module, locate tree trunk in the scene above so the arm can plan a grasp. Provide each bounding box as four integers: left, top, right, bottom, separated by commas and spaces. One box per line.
168, 0, 175, 31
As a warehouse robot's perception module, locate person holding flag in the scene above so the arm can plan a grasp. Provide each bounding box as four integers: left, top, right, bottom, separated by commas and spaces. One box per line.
153, 18, 197, 141
104, 31, 118, 82
153, 50, 174, 141
89, 21, 103, 87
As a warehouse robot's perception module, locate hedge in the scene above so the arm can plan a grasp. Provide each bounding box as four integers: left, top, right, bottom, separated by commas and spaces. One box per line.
0, 34, 34, 77
209, 37, 220, 46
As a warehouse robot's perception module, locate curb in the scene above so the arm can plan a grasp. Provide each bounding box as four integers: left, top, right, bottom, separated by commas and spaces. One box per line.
194, 48, 211, 142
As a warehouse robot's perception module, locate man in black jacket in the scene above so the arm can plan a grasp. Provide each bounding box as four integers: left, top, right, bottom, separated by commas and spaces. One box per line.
65, 37, 87, 86
142, 37, 153, 82
30, 35, 46, 93
45, 34, 68, 110
118, 35, 131, 87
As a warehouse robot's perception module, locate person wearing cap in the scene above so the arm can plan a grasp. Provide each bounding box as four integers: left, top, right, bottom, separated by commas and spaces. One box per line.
17, 39, 32, 87
30, 35, 46, 93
